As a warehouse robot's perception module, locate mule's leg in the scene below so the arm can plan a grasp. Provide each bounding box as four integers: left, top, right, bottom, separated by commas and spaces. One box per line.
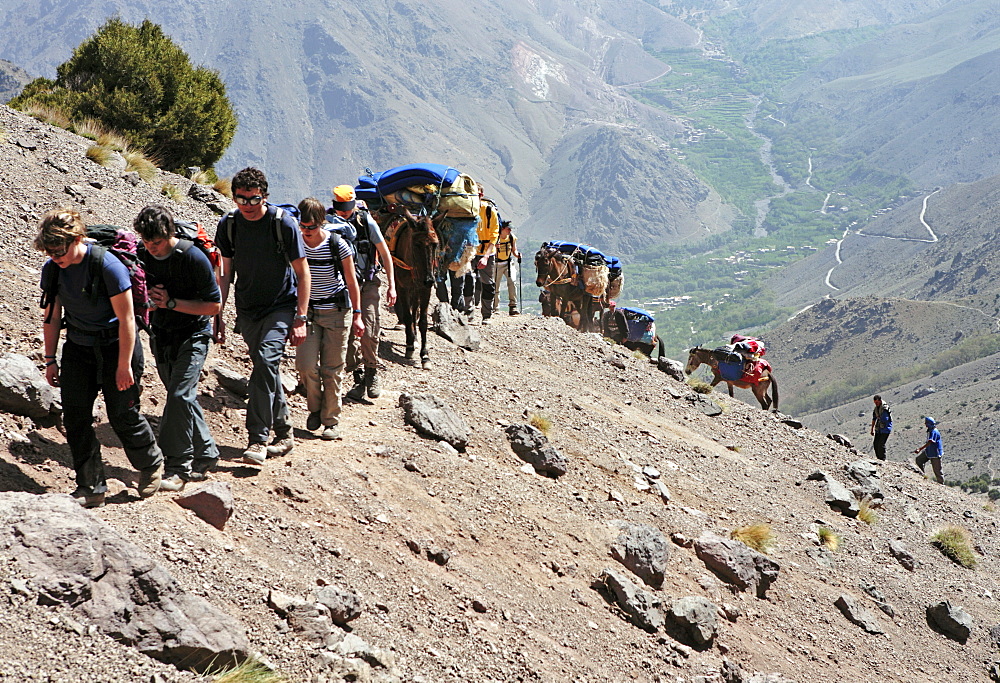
419, 291, 431, 370
728, 383, 734, 397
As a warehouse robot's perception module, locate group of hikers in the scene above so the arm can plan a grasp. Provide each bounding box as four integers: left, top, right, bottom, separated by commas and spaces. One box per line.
870, 395, 945, 483
37, 166, 517, 507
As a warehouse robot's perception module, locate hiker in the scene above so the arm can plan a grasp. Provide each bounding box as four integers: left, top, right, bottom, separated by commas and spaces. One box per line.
870, 394, 892, 461
295, 197, 365, 439
914, 416, 944, 483
493, 220, 521, 315
134, 205, 220, 491
468, 185, 499, 323
35, 208, 164, 507
216, 167, 310, 466
328, 185, 396, 401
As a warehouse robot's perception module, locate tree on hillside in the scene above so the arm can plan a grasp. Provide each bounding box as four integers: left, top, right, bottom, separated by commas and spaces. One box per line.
11, 17, 236, 171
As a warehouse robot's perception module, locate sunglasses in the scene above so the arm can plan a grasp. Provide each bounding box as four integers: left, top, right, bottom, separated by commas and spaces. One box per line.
46, 244, 70, 259
298, 221, 321, 230
234, 194, 265, 206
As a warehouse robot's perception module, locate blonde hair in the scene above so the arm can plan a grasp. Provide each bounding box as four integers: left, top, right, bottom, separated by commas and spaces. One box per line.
35, 208, 86, 252
297, 197, 326, 226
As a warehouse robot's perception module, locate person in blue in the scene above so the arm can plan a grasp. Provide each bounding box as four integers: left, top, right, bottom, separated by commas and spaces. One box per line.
135, 205, 221, 491
914, 416, 944, 483
869, 394, 892, 461
35, 208, 163, 508
216, 168, 311, 466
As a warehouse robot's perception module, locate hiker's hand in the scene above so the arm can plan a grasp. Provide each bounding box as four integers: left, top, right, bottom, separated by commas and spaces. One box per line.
352, 315, 365, 338
214, 317, 226, 345
45, 363, 59, 387
289, 320, 307, 347
149, 285, 169, 308
115, 365, 135, 391
385, 284, 397, 307
475, 257, 486, 270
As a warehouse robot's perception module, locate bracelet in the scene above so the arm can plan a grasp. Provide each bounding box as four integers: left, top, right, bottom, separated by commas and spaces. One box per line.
44, 355, 56, 359
45, 360, 56, 367
353, 309, 362, 314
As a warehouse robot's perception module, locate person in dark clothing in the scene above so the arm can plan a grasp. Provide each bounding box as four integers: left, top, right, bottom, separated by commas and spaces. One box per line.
216, 167, 311, 466
135, 205, 221, 491
36, 208, 163, 508
870, 394, 892, 461
914, 416, 944, 483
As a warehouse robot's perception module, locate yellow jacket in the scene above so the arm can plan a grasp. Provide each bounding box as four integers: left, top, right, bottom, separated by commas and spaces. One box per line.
476, 199, 500, 257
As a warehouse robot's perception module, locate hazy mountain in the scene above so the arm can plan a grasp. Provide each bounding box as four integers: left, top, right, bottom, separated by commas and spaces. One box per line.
0, 0, 725, 252
0, 59, 30, 104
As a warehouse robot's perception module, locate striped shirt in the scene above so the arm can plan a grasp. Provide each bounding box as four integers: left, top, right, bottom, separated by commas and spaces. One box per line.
305, 231, 351, 310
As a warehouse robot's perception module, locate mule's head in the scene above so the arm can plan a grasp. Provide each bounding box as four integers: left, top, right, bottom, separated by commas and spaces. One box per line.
684, 347, 703, 375
534, 247, 551, 287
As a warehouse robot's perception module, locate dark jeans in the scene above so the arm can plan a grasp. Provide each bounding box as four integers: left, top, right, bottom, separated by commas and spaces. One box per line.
60, 338, 162, 495
239, 307, 293, 444
476, 255, 496, 319
872, 432, 890, 461
151, 330, 218, 477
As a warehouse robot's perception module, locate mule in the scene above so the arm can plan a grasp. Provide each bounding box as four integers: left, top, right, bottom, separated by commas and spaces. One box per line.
386, 206, 439, 369
684, 346, 779, 411
534, 246, 596, 332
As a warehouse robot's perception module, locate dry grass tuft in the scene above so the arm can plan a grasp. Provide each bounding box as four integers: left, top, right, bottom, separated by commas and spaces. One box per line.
23, 102, 71, 129
932, 525, 977, 569
161, 183, 183, 202
192, 168, 218, 185
86, 144, 113, 167
817, 527, 840, 551
688, 377, 713, 394
72, 117, 108, 141
212, 657, 287, 682
96, 130, 129, 151
730, 523, 775, 554
123, 148, 159, 181
529, 413, 552, 436
857, 496, 878, 525
213, 176, 233, 198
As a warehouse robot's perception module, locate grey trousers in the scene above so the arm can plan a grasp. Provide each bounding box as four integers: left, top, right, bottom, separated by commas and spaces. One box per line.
296, 307, 350, 426
239, 307, 293, 444
347, 274, 382, 371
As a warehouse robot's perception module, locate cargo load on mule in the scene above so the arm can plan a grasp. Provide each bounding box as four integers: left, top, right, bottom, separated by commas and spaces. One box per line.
542, 240, 609, 297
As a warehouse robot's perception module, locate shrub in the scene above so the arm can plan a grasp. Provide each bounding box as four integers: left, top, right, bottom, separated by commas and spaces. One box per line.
161, 183, 182, 202
529, 413, 552, 436
932, 526, 977, 569
96, 130, 129, 151
817, 527, 840, 551
857, 496, 877, 526
689, 377, 714, 394
10, 17, 237, 171
192, 168, 219, 185
214, 177, 233, 198
72, 116, 108, 140
731, 523, 775, 553
86, 144, 113, 166
22, 101, 71, 129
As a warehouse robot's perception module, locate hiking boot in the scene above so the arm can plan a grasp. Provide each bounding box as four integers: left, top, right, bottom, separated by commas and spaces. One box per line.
137, 464, 163, 498
71, 489, 105, 509
186, 470, 210, 483
482, 316, 492, 326
365, 367, 381, 399
158, 474, 186, 492
243, 442, 267, 466
346, 371, 366, 401
509, 306, 519, 316
306, 411, 321, 431
266, 436, 295, 457
321, 426, 340, 441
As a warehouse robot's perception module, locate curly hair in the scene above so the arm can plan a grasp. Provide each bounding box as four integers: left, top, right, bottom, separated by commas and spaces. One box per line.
133, 204, 176, 242
34, 208, 86, 252
297, 197, 326, 226
231, 167, 268, 196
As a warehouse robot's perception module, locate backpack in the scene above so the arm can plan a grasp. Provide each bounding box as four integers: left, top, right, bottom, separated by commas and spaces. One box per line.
174, 220, 221, 270
40, 225, 152, 332
712, 347, 745, 382
224, 205, 293, 266
327, 209, 376, 284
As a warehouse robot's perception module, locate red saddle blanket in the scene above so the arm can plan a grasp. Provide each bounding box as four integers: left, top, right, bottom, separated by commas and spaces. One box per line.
741, 359, 770, 383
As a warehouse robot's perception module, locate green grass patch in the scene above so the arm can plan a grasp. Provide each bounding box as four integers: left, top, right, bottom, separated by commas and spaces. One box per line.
932, 526, 977, 569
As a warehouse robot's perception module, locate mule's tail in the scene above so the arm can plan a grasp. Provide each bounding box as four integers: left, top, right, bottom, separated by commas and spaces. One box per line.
769, 373, 779, 412
656, 336, 665, 361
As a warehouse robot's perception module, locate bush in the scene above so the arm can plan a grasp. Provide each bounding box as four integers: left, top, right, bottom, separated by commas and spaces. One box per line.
932, 526, 977, 569
857, 496, 877, 526
11, 17, 236, 171
85, 144, 113, 167
817, 527, 840, 551
161, 183, 183, 202
689, 377, 714, 394
731, 523, 775, 553
529, 413, 552, 436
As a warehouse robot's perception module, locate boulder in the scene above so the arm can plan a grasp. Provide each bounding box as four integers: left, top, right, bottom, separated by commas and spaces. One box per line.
0, 353, 60, 422
834, 594, 884, 634
693, 533, 779, 598
592, 568, 664, 632
187, 182, 222, 204
656, 357, 686, 382
0, 492, 248, 672
827, 433, 853, 448
927, 601, 973, 643
669, 596, 719, 646
174, 481, 234, 530
399, 393, 471, 451
504, 424, 568, 478
432, 304, 480, 351
316, 585, 363, 627
824, 477, 860, 518
845, 460, 884, 502
888, 540, 916, 571
213, 363, 249, 398
610, 522, 669, 589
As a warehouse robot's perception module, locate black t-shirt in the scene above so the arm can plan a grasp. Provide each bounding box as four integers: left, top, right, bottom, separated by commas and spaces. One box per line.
139, 240, 220, 336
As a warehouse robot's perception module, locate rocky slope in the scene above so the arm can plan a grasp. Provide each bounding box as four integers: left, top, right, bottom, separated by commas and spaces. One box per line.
2, 96, 1000, 683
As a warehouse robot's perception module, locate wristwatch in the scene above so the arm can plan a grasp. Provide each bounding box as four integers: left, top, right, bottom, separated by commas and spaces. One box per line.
294, 314, 308, 323
166, 298, 177, 310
